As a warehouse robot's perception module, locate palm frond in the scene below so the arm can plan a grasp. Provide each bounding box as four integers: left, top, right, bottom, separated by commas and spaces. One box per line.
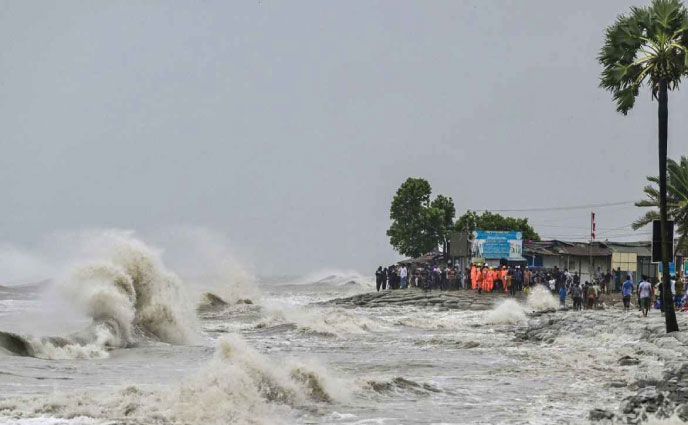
632, 210, 661, 229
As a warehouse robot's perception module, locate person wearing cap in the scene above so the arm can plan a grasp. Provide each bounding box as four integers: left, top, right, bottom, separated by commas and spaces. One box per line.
479, 266, 488, 293
486, 267, 494, 292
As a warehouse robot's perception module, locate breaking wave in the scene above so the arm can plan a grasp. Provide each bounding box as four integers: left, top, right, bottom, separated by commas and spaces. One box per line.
256, 306, 387, 337
0, 231, 198, 359
0, 334, 346, 425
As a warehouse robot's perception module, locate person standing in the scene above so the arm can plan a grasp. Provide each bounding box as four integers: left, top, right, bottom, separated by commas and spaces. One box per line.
387, 265, 396, 290
559, 285, 567, 308
603, 270, 613, 294
494, 269, 503, 292
448, 266, 457, 290
375, 266, 384, 292
638, 277, 653, 317
478, 266, 488, 293
486, 267, 495, 292
564, 269, 572, 290
400, 265, 408, 289
571, 282, 582, 311
675, 274, 684, 308
470, 265, 477, 290
587, 283, 597, 310
621, 275, 634, 312
381, 267, 388, 291
514, 267, 524, 295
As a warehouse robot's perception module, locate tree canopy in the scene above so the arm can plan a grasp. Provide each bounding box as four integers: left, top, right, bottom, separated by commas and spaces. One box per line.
454, 210, 540, 241
599, 0, 688, 114
386, 178, 456, 258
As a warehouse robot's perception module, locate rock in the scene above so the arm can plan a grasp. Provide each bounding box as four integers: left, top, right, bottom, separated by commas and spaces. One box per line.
589, 408, 615, 421
618, 356, 641, 366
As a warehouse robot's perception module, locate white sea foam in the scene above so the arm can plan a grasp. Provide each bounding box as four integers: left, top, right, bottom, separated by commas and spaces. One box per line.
525, 285, 559, 311
485, 299, 528, 324
484, 286, 558, 325
257, 304, 387, 337
57, 230, 199, 347
0, 334, 346, 425
0, 230, 201, 359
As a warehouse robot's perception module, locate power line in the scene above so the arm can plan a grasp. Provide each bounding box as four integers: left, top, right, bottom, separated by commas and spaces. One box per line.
472, 200, 634, 213
539, 231, 652, 239
532, 222, 635, 230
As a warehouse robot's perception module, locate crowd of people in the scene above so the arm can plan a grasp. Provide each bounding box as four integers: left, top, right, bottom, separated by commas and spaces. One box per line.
374, 263, 561, 295
374, 262, 688, 315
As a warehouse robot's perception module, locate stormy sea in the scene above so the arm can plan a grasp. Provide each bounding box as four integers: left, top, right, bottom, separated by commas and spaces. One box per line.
1, 231, 687, 424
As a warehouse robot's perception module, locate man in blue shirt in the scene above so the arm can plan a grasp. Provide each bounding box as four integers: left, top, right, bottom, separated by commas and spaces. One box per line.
621, 275, 634, 312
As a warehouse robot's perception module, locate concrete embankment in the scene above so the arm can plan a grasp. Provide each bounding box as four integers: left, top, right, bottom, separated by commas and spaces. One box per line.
325, 288, 525, 311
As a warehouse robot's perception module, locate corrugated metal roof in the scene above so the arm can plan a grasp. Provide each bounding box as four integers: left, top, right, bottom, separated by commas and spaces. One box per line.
523, 240, 612, 257
605, 242, 652, 256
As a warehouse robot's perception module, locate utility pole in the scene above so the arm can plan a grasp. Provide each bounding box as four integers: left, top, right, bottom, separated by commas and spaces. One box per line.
590, 212, 596, 282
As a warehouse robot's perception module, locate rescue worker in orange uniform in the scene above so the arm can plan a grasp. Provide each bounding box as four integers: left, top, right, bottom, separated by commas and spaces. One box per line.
484, 267, 491, 292
470, 265, 478, 290
501, 267, 508, 292
479, 266, 488, 293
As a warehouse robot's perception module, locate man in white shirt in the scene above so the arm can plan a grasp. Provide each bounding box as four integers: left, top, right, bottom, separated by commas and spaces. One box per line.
400, 266, 408, 289
638, 277, 653, 317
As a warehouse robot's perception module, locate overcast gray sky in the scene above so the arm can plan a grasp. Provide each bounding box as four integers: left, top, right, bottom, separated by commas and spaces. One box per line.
1, 0, 687, 276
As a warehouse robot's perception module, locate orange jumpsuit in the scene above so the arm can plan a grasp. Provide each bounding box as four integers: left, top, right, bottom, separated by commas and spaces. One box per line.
501, 269, 508, 292
487, 269, 495, 292
480, 268, 488, 291
470, 266, 478, 290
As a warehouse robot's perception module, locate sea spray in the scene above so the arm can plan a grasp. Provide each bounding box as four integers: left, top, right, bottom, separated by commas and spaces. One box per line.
485, 285, 558, 325
0, 230, 201, 359
525, 285, 559, 311
0, 334, 346, 425
149, 227, 260, 306
58, 231, 199, 346
256, 302, 387, 337
485, 299, 528, 324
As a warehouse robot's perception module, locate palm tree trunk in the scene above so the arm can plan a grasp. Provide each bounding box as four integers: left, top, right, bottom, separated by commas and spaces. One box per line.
659, 79, 679, 333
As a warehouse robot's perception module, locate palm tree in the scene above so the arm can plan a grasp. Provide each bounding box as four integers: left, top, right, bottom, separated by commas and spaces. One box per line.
633, 157, 688, 254
599, 0, 688, 332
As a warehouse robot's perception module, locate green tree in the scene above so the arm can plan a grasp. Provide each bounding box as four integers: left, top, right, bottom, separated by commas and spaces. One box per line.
429, 195, 457, 256
454, 210, 541, 241
633, 156, 688, 253
599, 0, 688, 332
387, 178, 455, 258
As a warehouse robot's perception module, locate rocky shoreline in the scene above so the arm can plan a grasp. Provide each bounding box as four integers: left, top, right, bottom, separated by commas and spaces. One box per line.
519, 310, 688, 423
327, 288, 688, 423
325, 287, 525, 310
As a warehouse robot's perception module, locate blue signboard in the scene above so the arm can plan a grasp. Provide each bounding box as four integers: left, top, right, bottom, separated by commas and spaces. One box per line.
472, 230, 523, 259
659, 262, 676, 275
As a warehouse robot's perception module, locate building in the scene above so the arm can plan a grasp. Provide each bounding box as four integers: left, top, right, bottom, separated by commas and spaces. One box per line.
523, 240, 656, 283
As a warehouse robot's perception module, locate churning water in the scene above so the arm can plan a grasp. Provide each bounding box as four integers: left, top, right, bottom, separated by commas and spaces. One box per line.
0, 231, 682, 424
